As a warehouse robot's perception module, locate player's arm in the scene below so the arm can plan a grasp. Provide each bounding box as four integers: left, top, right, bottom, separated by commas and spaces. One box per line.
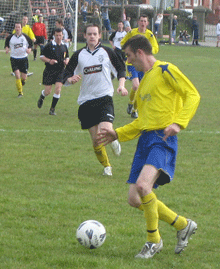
148, 31, 159, 54
63, 49, 81, 84
28, 26, 36, 42
23, 33, 33, 54
4, 34, 12, 53
98, 119, 142, 145
109, 31, 116, 49
63, 46, 70, 66
40, 43, 57, 64
164, 64, 200, 129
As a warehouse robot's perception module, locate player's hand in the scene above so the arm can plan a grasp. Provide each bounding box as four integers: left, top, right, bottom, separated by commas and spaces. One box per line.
50, 59, 58, 65
117, 86, 128, 96
163, 123, 181, 141
64, 58, 70, 66
97, 127, 118, 146
26, 48, 32, 54
5, 47, 9, 54
67, 75, 81, 84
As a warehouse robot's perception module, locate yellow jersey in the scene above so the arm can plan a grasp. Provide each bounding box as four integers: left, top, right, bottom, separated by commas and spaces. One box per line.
13, 25, 35, 40
121, 28, 159, 55
116, 60, 200, 142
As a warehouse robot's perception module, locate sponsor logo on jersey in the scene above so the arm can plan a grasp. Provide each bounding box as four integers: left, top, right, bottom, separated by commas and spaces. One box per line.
98, 55, 104, 62
14, 43, 23, 49
83, 64, 102, 75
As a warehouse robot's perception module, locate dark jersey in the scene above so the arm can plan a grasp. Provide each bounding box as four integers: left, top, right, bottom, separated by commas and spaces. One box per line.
40, 40, 69, 70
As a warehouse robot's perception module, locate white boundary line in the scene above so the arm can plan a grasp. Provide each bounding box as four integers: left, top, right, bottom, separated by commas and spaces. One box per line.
0, 129, 85, 133
0, 129, 220, 134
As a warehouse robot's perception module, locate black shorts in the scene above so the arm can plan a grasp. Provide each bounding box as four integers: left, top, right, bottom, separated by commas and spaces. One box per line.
10, 57, 28, 73
42, 68, 65, 85
34, 36, 45, 45
78, 95, 115, 129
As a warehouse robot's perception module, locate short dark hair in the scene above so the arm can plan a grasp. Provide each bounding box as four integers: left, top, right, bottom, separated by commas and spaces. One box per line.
56, 18, 64, 26
54, 27, 63, 34
15, 22, 22, 27
139, 14, 149, 20
122, 35, 152, 55
84, 23, 101, 34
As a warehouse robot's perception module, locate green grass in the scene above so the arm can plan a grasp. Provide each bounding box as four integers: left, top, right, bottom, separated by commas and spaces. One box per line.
0, 44, 220, 269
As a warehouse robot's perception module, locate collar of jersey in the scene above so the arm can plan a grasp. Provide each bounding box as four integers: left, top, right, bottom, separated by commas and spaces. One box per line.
52, 40, 64, 46
86, 42, 101, 55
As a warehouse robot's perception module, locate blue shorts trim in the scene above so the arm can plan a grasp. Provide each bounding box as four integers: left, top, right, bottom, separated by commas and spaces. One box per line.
127, 130, 178, 188
127, 65, 144, 81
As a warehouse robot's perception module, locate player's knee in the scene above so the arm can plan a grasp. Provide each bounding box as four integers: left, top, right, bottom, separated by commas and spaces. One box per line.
128, 196, 141, 208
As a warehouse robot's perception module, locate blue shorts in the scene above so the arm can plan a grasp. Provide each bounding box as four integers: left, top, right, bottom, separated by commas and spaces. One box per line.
127, 65, 144, 81
127, 130, 178, 188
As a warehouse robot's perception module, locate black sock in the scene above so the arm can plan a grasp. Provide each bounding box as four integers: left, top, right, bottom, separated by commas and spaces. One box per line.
51, 97, 59, 109
33, 49, 37, 58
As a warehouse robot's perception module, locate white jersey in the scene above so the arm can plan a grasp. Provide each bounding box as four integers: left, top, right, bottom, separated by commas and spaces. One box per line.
109, 30, 127, 49
63, 43, 126, 105
5, 33, 32, 59
217, 23, 220, 35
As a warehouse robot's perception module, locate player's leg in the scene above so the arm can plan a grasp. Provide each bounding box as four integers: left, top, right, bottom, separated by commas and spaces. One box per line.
49, 82, 62, 115
11, 58, 23, 97
129, 165, 163, 259
14, 69, 23, 97
89, 124, 112, 176
126, 65, 139, 118
33, 43, 38, 60
37, 85, 52, 109
19, 58, 29, 87
20, 73, 27, 86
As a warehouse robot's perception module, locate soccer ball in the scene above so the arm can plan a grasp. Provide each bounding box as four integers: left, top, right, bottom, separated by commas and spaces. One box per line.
76, 220, 106, 249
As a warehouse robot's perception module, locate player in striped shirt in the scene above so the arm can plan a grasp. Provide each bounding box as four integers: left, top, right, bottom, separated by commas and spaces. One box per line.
5, 22, 33, 97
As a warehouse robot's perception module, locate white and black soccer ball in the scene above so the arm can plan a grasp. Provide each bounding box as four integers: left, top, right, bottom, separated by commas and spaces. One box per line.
76, 220, 106, 249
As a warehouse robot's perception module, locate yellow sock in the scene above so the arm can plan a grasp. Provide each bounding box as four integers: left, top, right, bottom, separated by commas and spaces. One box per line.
138, 205, 144, 211
94, 144, 111, 167
129, 88, 136, 105
141, 192, 160, 243
133, 99, 137, 111
157, 200, 187, 231
21, 78, 26, 85
16, 79, 23, 94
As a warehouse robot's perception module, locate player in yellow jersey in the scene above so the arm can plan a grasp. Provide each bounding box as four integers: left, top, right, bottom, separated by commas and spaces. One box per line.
121, 15, 159, 118
12, 16, 36, 77
98, 35, 200, 259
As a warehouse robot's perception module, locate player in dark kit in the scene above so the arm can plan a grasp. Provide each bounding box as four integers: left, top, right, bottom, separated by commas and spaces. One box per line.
37, 28, 69, 115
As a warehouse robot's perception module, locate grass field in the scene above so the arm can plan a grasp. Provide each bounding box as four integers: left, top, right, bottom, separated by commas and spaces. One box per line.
1, 42, 220, 269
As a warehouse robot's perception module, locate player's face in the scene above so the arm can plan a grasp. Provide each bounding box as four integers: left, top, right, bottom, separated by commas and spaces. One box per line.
125, 46, 143, 72
138, 17, 149, 31
84, 26, 101, 48
15, 23, 22, 35
22, 16, 28, 26
118, 22, 124, 31
54, 31, 63, 45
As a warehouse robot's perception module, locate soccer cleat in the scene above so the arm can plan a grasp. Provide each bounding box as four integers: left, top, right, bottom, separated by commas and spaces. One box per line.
17, 93, 23, 98
135, 239, 163, 259
11, 72, 15, 76
131, 111, 138, 118
37, 96, 44, 108
49, 108, 56, 115
175, 219, 197, 254
27, 72, 33, 77
110, 140, 121, 156
127, 103, 133, 114
103, 166, 112, 176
